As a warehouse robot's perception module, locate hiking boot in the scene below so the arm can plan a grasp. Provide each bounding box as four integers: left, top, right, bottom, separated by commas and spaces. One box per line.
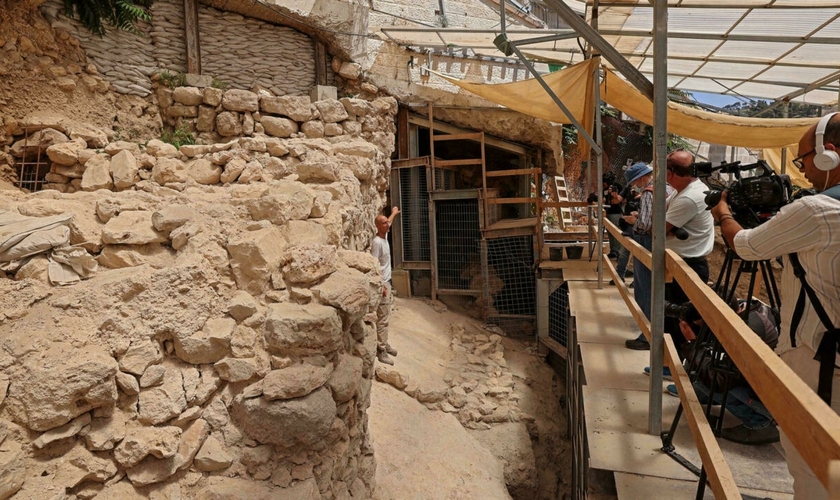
625, 334, 650, 351
720, 424, 780, 446
666, 384, 679, 397
385, 344, 398, 356
377, 352, 394, 366
644, 366, 673, 380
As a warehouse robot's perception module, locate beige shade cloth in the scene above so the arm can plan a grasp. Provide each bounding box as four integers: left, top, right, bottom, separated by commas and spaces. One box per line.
763, 147, 812, 189
435, 59, 819, 152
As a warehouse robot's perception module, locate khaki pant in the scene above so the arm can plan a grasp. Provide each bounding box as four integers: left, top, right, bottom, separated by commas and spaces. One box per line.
376, 282, 392, 352
779, 345, 840, 500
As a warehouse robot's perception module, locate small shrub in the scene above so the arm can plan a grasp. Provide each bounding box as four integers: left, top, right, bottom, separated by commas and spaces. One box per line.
160, 123, 194, 148
158, 71, 185, 89
211, 78, 229, 91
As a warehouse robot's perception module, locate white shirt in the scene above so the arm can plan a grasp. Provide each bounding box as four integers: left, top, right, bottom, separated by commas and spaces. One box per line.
666, 179, 715, 258
371, 235, 391, 283
733, 194, 840, 356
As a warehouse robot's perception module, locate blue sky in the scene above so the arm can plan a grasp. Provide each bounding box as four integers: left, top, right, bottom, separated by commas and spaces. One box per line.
690, 91, 748, 109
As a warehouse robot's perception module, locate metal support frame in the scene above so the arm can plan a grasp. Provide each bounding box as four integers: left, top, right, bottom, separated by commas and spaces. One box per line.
593, 63, 604, 288
648, 0, 668, 436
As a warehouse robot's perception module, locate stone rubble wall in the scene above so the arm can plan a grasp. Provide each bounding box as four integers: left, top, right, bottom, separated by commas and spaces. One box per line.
0, 94, 398, 499
40, 0, 334, 98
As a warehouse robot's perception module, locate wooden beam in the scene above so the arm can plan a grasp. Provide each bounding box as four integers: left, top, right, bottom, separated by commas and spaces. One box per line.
314, 40, 328, 86
486, 197, 539, 204
397, 106, 409, 159
432, 132, 484, 142
539, 335, 569, 359
392, 157, 430, 169
666, 249, 840, 488
542, 201, 591, 208
664, 334, 741, 500
604, 254, 651, 341
436, 158, 483, 167
184, 0, 201, 74
485, 168, 542, 177
401, 261, 431, 270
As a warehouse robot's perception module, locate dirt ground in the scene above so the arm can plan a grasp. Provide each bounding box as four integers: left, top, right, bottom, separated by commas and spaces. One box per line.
368, 297, 571, 500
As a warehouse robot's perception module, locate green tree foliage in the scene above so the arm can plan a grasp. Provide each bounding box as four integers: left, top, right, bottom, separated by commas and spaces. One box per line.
722, 99, 822, 118
62, 0, 153, 36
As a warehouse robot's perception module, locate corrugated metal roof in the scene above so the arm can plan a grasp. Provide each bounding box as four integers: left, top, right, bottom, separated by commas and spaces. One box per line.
378, 1, 840, 106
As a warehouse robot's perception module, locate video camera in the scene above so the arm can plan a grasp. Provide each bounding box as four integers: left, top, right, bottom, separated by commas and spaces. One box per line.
663, 301, 701, 323
693, 159, 792, 228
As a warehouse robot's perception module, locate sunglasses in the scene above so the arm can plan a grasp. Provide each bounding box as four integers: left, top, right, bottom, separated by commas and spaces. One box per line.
792, 149, 815, 170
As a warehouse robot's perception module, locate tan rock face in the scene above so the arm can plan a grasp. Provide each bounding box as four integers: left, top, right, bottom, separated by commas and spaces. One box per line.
246, 181, 315, 225
262, 363, 333, 401
137, 361, 187, 425
231, 387, 336, 447
260, 95, 312, 121
102, 211, 168, 245
284, 244, 338, 285
264, 303, 343, 356
261, 116, 298, 138
114, 426, 182, 468
80, 153, 114, 191
0, 441, 26, 499
173, 317, 234, 365
227, 226, 287, 295
222, 89, 259, 112
46, 137, 87, 166
110, 149, 139, 190
125, 418, 209, 486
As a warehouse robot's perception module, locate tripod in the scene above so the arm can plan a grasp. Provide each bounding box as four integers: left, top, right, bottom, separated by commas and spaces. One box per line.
660, 247, 781, 500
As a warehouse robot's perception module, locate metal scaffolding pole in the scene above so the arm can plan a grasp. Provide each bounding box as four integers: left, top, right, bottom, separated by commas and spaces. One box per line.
594, 62, 604, 288
648, 0, 668, 435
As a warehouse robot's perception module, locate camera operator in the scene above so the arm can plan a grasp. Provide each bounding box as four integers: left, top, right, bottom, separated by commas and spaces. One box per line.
612, 181, 641, 285
662, 150, 715, 355
587, 172, 624, 258
711, 113, 840, 499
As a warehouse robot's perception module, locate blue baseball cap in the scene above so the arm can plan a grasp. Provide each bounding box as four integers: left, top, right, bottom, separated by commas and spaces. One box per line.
624, 162, 652, 185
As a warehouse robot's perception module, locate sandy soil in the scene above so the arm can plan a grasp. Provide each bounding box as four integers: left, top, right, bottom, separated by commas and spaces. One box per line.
368, 297, 571, 500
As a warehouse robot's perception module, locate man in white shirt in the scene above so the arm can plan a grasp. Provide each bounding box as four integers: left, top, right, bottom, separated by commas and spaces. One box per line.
712, 113, 840, 499
371, 206, 401, 365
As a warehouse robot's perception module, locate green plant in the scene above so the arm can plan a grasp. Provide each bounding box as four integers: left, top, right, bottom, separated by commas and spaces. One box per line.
62, 0, 153, 36
158, 71, 185, 89
160, 123, 194, 148
210, 78, 229, 91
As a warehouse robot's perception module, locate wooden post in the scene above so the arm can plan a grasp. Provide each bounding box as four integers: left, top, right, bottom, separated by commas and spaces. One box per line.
314, 41, 328, 86
184, 0, 201, 75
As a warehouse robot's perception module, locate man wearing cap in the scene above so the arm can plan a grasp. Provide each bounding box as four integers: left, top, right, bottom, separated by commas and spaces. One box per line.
624, 162, 676, 350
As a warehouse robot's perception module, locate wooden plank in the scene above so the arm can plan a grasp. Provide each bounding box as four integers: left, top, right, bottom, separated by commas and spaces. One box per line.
435, 289, 482, 296
542, 201, 591, 208
666, 249, 840, 489
604, 254, 651, 341
401, 261, 431, 270
430, 189, 480, 201
482, 226, 537, 239
428, 103, 436, 192
407, 113, 528, 155
486, 217, 538, 230
390, 167, 403, 269
314, 40, 327, 86
830, 460, 840, 500
392, 157, 430, 169
486, 197, 539, 205
664, 333, 741, 500
397, 106, 409, 159
436, 158, 482, 167
183, 0, 201, 74
538, 335, 568, 359
485, 168, 541, 177
432, 132, 484, 142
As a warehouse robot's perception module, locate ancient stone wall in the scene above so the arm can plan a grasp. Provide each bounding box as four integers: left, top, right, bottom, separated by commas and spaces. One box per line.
41, 0, 334, 97
0, 93, 398, 499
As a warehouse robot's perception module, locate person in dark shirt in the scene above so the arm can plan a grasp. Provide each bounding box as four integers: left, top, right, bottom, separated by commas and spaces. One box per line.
586, 172, 624, 258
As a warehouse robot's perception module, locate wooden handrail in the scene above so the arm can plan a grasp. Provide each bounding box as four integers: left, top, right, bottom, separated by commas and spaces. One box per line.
666, 249, 840, 489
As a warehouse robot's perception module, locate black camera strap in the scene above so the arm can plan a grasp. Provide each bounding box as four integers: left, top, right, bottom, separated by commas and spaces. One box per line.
789, 252, 839, 404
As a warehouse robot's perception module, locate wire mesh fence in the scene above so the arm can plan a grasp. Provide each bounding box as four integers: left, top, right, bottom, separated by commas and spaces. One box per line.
400, 167, 431, 262
484, 235, 536, 336
435, 198, 481, 291
548, 282, 571, 347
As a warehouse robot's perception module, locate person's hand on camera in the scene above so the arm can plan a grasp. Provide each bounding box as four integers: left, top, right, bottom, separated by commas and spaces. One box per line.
679, 320, 698, 342
622, 211, 638, 225
710, 191, 731, 223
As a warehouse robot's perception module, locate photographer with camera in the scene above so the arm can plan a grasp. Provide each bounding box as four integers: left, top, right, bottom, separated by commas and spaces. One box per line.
587, 172, 624, 258
711, 113, 840, 499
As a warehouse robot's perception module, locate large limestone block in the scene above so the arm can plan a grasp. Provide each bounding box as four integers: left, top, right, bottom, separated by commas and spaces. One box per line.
0, 441, 25, 499
65, 121, 109, 148
262, 116, 298, 138
7, 345, 117, 431
152, 157, 188, 184
33, 413, 91, 449
231, 387, 336, 447
260, 95, 312, 121
173, 87, 203, 106
102, 211, 168, 245
263, 302, 342, 356
222, 89, 259, 112
314, 100, 349, 123
246, 182, 315, 225
262, 364, 333, 401
82, 411, 126, 451
80, 153, 114, 191
151, 205, 195, 234
338, 61, 362, 80
114, 426, 182, 468
119, 340, 163, 375
327, 354, 363, 403
340, 97, 371, 118
173, 317, 235, 365
312, 268, 371, 324
227, 226, 287, 295
138, 361, 187, 425
194, 435, 232, 472
110, 149, 139, 190
228, 290, 258, 321
284, 244, 337, 285
104, 141, 140, 156
46, 137, 87, 166
333, 141, 378, 159
125, 418, 209, 486
214, 357, 257, 383
53, 444, 119, 489
11, 128, 68, 157
97, 244, 176, 269
187, 158, 222, 185
196, 105, 217, 132
216, 112, 242, 137
296, 150, 338, 183
145, 139, 179, 158
283, 220, 327, 246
